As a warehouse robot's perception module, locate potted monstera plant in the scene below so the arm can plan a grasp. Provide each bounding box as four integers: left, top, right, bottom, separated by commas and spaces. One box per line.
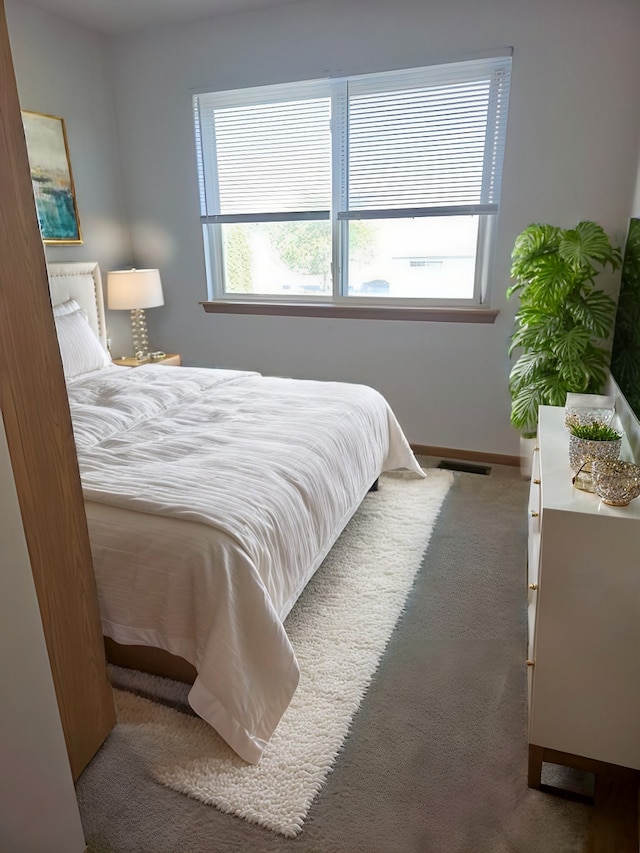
507, 221, 621, 472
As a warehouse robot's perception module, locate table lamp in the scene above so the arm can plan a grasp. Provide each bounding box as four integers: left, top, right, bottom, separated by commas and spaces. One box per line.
107, 268, 164, 360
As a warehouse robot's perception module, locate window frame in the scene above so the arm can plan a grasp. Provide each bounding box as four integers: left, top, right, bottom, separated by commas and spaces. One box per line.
195, 53, 511, 312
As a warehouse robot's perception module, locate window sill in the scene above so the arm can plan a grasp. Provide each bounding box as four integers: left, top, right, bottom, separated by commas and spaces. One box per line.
200, 301, 499, 323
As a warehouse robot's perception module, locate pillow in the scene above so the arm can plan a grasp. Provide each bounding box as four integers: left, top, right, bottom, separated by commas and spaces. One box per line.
53, 298, 82, 318
54, 308, 111, 379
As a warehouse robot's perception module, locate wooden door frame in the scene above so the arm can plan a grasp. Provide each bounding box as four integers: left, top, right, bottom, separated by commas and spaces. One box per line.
0, 0, 114, 780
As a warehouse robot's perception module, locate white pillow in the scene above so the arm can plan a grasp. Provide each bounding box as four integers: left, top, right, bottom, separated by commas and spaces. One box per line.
53, 298, 82, 318
54, 308, 111, 379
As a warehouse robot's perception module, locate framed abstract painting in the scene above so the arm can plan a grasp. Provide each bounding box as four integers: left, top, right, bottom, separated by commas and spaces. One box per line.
21, 110, 82, 244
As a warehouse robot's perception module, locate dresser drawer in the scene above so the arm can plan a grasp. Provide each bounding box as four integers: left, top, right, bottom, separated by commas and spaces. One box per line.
526, 444, 541, 676
527, 445, 541, 587
527, 405, 640, 773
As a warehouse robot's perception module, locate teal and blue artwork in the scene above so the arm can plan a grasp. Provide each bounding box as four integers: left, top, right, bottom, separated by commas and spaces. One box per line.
22, 110, 82, 244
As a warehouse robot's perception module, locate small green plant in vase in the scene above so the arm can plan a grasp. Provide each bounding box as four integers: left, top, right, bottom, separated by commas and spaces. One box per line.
566, 414, 623, 488
566, 419, 622, 442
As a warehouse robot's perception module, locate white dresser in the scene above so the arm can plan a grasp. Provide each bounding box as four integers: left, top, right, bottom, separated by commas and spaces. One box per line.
527, 405, 640, 786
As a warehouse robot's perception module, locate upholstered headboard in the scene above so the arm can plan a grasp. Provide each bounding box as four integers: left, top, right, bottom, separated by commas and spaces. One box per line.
47, 261, 107, 348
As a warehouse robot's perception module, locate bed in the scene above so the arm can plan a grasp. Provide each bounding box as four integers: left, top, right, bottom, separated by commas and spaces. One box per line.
47, 261, 424, 763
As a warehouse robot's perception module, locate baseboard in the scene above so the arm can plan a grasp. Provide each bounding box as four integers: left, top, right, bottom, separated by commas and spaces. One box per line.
411, 444, 520, 468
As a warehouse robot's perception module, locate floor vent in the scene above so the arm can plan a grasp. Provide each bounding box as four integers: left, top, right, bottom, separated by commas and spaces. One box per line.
437, 460, 492, 476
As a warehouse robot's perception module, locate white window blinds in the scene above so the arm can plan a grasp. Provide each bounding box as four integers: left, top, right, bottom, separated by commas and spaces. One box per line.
194, 53, 511, 223
338, 56, 511, 219
195, 82, 332, 222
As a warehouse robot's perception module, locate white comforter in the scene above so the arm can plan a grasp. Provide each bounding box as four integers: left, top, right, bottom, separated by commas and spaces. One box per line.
68, 364, 423, 762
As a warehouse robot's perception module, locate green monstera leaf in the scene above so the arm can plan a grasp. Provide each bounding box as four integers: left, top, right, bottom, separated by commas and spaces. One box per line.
558, 221, 621, 270
567, 287, 616, 338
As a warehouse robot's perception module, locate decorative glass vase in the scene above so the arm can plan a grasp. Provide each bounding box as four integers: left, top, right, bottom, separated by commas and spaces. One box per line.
564, 393, 615, 428
569, 434, 622, 491
591, 459, 640, 506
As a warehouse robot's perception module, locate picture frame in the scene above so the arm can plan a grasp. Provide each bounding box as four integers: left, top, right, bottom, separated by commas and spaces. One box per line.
21, 110, 82, 244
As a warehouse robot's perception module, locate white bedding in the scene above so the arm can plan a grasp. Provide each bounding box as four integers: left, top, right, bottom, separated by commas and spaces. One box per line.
68, 363, 423, 762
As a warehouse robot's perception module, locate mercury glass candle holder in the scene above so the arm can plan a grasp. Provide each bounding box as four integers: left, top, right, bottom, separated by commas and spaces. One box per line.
591, 459, 640, 506
564, 393, 615, 429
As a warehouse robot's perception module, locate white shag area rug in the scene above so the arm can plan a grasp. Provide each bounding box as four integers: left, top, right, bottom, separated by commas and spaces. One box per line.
111, 468, 453, 837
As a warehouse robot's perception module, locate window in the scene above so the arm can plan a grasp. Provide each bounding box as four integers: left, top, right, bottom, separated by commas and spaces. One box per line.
194, 54, 511, 308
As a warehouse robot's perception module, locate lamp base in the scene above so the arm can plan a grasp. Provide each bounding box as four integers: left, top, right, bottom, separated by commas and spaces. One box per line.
131, 308, 151, 360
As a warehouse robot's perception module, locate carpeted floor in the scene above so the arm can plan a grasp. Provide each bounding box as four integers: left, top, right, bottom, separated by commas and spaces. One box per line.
77, 464, 589, 853
105, 470, 453, 838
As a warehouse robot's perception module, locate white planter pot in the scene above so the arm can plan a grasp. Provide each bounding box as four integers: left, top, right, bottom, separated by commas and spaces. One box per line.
520, 435, 537, 480
568, 435, 622, 472
568, 434, 622, 491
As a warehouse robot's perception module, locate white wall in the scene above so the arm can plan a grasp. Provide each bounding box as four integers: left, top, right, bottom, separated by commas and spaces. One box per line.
0, 419, 86, 853
6, 0, 639, 453
105, 0, 640, 455
6, 0, 133, 346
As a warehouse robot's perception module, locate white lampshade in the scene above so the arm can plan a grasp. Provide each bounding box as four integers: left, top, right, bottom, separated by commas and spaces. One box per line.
107, 268, 164, 310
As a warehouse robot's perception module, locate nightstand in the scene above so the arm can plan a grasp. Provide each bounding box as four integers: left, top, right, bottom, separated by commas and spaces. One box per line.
112, 353, 181, 368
